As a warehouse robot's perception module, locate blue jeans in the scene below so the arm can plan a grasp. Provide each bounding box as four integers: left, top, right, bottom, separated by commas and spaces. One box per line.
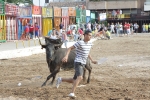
35, 31, 38, 37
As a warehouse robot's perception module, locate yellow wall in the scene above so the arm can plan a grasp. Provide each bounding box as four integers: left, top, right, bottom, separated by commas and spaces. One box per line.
0, 15, 6, 42
42, 18, 53, 36
42, 7, 53, 17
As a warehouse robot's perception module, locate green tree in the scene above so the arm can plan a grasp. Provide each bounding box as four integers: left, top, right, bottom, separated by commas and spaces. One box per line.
6, 0, 33, 5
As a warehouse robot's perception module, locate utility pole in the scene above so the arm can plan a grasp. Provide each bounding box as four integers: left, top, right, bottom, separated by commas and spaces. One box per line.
39, 0, 40, 6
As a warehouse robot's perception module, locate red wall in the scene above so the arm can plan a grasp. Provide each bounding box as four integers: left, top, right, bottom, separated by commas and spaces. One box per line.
32, 5, 41, 15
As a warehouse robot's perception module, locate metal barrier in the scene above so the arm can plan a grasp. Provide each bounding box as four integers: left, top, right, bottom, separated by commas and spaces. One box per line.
6, 16, 17, 40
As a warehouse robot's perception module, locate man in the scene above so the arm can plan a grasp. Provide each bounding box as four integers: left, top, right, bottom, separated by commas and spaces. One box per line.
134, 23, 139, 34
56, 30, 97, 98
29, 24, 34, 39
35, 23, 39, 39
59, 22, 64, 33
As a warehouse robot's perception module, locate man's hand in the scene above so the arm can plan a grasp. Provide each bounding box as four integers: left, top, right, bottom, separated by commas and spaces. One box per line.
92, 60, 98, 64
62, 56, 68, 63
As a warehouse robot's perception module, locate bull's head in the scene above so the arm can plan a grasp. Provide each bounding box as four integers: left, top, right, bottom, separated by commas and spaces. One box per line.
46, 43, 56, 61
38, 37, 63, 61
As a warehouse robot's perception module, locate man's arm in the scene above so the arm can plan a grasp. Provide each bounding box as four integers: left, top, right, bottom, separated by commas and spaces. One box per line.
88, 55, 97, 64
62, 46, 75, 62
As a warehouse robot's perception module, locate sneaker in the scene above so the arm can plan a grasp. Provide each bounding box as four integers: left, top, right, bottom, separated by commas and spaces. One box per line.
68, 93, 76, 98
56, 77, 62, 88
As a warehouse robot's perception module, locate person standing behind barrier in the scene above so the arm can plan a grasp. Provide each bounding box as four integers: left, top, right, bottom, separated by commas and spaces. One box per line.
142, 23, 145, 33
62, 30, 68, 48
29, 24, 34, 39
116, 22, 120, 37
130, 23, 134, 35
134, 23, 139, 35
148, 23, 150, 33
24, 23, 30, 40
110, 23, 115, 34
59, 22, 64, 34
124, 22, 128, 36
145, 24, 148, 33
35, 23, 39, 39
119, 23, 123, 37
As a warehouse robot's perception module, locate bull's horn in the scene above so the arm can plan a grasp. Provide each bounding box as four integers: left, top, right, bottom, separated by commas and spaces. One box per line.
38, 37, 44, 49
38, 37, 42, 45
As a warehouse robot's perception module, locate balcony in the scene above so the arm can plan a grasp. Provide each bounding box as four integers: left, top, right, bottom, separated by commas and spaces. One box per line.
87, 0, 138, 10
48, 0, 86, 7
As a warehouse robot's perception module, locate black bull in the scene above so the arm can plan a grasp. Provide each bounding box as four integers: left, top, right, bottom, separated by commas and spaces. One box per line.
39, 37, 92, 87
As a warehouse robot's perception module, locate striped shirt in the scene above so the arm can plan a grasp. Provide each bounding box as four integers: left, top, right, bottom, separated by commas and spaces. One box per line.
73, 41, 93, 64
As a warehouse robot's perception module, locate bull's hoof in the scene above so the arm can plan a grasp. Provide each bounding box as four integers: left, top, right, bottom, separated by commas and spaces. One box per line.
48, 82, 53, 86
41, 83, 46, 87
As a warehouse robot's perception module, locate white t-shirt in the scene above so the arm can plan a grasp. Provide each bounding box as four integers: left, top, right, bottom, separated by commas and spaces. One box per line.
120, 10, 122, 14
50, 35, 57, 39
73, 41, 93, 64
120, 25, 123, 30
111, 25, 115, 29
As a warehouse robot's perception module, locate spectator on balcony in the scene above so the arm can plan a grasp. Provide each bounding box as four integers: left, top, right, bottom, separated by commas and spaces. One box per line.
112, 10, 117, 19
116, 9, 120, 19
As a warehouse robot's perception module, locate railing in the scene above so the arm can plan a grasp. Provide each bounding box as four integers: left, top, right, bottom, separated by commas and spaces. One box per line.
107, 13, 150, 20
50, 0, 85, 2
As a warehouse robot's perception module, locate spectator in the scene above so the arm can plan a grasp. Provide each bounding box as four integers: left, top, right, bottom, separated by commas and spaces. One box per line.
134, 23, 139, 34
62, 30, 68, 48
59, 22, 64, 33
50, 29, 58, 39
35, 23, 40, 39
29, 24, 34, 39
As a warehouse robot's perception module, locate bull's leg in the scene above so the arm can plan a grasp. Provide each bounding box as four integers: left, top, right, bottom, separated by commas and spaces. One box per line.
50, 75, 56, 85
83, 68, 87, 82
87, 68, 92, 83
41, 70, 59, 87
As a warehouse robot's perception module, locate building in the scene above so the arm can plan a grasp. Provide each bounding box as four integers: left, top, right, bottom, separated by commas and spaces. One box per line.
45, 0, 149, 32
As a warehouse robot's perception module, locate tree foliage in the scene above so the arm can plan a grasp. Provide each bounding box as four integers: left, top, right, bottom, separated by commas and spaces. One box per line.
6, 0, 33, 5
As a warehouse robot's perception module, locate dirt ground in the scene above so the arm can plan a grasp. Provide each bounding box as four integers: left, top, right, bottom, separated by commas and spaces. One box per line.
0, 34, 150, 100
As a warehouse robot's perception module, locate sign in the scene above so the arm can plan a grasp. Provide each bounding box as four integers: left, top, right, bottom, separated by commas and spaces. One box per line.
19, 6, 32, 17
99, 13, 106, 21
42, 7, 53, 17
91, 13, 95, 19
32, 5, 41, 15
5, 4, 19, 16
86, 10, 90, 16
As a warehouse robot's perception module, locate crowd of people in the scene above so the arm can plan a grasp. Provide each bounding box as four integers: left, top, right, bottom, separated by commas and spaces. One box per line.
21, 23, 40, 40
47, 21, 140, 48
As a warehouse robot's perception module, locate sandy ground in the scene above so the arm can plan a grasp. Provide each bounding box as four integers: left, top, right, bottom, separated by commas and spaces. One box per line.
0, 34, 150, 100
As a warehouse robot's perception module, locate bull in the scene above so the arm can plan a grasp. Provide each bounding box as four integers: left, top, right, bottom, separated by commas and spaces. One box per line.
39, 37, 92, 87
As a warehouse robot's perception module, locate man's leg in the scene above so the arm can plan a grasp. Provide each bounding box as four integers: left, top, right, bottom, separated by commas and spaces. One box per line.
71, 76, 83, 93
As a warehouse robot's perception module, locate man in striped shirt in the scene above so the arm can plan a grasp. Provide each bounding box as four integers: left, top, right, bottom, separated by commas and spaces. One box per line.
56, 30, 97, 98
